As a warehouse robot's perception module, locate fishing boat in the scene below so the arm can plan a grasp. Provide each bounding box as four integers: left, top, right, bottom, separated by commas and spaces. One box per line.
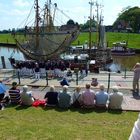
111, 41, 135, 56
10, 0, 79, 61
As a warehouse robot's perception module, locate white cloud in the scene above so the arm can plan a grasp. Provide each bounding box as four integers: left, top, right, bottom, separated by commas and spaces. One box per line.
13, 0, 30, 7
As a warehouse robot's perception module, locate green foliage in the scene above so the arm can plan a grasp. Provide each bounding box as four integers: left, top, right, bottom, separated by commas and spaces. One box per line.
80, 19, 97, 31
114, 7, 140, 32
0, 106, 138, 140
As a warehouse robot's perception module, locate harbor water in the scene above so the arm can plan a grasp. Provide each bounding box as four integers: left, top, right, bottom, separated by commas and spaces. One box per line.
0, 46, 139, 70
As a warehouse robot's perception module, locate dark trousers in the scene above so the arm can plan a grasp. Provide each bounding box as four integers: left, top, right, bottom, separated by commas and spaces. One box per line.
0, 93, 5, 102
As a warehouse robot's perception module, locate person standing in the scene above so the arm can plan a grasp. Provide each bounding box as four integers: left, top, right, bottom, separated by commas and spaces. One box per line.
132, 63, 140, 93
34, 62, 40, 80
108, 86, 123, 110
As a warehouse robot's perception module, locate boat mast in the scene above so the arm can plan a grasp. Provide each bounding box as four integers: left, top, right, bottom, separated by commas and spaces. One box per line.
35, 0, 39, 51
96, 2, 99, 48
89, 0, 94, 60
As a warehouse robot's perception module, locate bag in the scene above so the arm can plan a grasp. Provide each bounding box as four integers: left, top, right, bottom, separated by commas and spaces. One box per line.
71, 94, 81, 108
71, 99, 81, 108
32, 99, 46, 107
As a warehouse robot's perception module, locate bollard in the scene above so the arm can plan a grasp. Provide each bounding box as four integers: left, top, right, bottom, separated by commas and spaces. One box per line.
124, 68, 127, 79
17, 71, 21, 85
1, 56, 6, 69
76, 71, 78, 85
107, 72, 111, 93
74, 68, 79, 85
46, 72, 48, 86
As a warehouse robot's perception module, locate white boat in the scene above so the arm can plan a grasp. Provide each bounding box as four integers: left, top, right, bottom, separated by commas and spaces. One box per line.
111, 41, 135, 56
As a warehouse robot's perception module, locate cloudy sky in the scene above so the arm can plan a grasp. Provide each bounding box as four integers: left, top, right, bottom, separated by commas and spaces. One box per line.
0, 0, 140, 30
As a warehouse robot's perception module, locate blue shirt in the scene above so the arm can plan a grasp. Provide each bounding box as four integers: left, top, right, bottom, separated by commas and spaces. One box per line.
95, 91, 108, 105
0, 83, 7, 94
58, 92, 71, 108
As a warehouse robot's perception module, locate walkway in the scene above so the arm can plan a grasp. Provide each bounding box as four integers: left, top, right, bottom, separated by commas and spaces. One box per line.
0, 69, 140, 111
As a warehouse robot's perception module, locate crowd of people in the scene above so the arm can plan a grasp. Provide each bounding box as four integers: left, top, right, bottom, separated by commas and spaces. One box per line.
11, 59, 88, 80
0, 81, 124, 110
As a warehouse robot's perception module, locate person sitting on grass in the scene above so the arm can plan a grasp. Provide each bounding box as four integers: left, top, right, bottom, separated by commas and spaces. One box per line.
71, 86, 81, 108
80, 83, 95, 108
9, 82, 21, 104
95, 84, 108, 109
58, 85, 71, 108
44, 85, 58, 107
0, 81, 7, 102
108, 86, 123, 110
20, 85, 34, 106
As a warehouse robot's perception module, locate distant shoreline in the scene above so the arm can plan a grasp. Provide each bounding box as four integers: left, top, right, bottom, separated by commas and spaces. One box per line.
0, 43, 16, 47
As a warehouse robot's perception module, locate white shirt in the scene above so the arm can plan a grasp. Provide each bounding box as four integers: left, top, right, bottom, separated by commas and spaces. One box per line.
129, 113, 140, 140
108, 92, 123, 109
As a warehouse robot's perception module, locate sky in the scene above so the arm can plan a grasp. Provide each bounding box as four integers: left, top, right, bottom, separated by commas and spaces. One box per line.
0, 0, 140, 30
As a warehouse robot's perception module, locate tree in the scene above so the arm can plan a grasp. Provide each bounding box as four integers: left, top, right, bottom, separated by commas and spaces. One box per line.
113, 7, 140, 33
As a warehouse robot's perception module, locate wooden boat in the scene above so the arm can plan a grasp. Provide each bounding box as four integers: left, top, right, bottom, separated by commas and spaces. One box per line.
111, 41, 135, 56
60, 1, 113, 71
11, 0, 79, 61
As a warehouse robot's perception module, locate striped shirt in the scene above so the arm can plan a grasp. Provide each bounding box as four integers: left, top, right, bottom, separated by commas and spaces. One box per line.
9, 89, 21, 104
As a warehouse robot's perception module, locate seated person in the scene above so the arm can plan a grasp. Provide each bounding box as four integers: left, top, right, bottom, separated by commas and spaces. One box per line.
108, 86, 123, 110
71, 86, 81, 108
20, 85, 34, 106
60, 77, 69, 86
80, 83, 95, 108
44, 85, 58, 106
0, 81, 7, 102
9, 82, 21, 104
95, 84, 108, 109
58, 85, 71, 108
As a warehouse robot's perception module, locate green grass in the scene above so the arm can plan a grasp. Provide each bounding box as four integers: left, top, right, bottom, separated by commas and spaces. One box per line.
0, 32, 140, 49
0, 33, 15, 44
72, 32, 140, 49
0, 105, 139, 140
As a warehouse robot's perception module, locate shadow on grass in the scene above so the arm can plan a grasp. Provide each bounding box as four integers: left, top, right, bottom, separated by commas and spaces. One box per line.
42, 105, 123, 114
42, 106, 69, 112
15, 105, 31, 110
108, 109, 123, 114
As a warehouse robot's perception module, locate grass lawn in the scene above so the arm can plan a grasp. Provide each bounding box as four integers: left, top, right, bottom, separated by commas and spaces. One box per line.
0, 105, 138, 140
0, 32, 140, 49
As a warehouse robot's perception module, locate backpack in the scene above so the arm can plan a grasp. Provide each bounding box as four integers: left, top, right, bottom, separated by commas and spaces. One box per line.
71, 94, 81, 108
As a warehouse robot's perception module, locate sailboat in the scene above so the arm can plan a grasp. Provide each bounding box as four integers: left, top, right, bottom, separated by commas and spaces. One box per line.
60, 1, 113, 71
11, 0, 79, 61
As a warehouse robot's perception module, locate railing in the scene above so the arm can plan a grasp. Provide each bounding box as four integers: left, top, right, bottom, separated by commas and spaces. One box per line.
0, 68, 134, 93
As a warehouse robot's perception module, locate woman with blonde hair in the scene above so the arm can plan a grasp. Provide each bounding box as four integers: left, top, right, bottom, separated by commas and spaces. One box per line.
71, 86, 81, 108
